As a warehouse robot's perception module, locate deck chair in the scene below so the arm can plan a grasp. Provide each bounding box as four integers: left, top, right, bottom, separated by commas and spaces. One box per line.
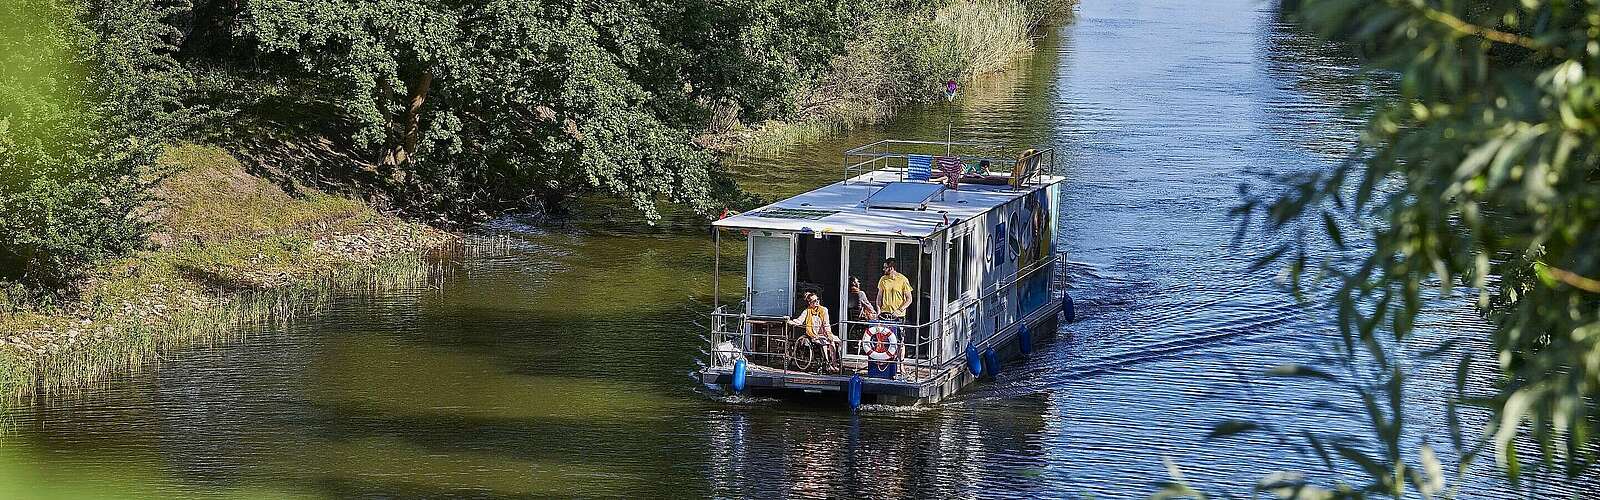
1009, 149, 1042, 188
905, 155, 932, 181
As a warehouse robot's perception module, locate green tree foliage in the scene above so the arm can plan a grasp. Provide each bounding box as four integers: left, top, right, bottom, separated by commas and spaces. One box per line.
218, 0, 859, 220
1208, 0, 1598, 496
5, 0, 1066, 296
0, 0, 190, 296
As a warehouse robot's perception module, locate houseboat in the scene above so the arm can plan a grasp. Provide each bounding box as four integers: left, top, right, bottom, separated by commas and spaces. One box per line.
702, 139, 1074, 406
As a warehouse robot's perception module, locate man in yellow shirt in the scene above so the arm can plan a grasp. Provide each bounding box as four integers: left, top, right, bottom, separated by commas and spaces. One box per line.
876, 258, 913, 320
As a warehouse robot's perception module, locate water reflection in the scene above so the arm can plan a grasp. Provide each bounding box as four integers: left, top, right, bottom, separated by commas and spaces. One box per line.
703, 396, 1051, 498
2, 0, 1587, 497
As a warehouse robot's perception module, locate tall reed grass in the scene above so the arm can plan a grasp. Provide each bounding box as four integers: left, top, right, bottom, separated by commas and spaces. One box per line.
1, 253, 448, 402
0, 144, 459, 405
735, 0, 1075, 154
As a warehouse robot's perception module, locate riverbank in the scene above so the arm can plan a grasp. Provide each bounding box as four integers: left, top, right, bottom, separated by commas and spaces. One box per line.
707, 0, 1076, 153
0, 144, 455, 401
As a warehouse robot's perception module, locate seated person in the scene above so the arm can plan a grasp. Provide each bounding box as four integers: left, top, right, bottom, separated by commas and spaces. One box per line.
787, 292, 840, 371
848, 277, 878, 321
860, 322, 901, 378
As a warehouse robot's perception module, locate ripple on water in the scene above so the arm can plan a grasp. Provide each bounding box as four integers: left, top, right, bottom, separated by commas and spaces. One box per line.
3, 0, 1586, 498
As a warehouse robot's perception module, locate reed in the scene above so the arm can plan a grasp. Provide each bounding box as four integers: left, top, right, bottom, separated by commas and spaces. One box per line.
0, 144, 456, 405
0, 253, 446, 402
732, 0, 1074, 155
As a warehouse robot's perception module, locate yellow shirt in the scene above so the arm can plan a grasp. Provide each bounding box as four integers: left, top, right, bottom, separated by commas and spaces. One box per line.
877, 272, 912, 315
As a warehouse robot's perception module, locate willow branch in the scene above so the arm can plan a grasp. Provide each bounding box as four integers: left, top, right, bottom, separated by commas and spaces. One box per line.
1411, 4, 1558, 55
1540, 263, 1600, 293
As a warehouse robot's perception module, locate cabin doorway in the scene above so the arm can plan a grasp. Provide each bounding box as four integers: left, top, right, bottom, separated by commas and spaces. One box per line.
842, 238, 933, 361
793, 235, 842, 318
894, 242, 933, 360
844, 239, 886, 360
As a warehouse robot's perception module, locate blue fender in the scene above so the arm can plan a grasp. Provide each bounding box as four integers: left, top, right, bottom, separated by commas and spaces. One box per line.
984, 348, 1000, 377
966, 345, 983, 377
732, 359, 747, 392
1018, 325, 1033, 355
1063, 294, 1076, 323
847, 374, 863, 410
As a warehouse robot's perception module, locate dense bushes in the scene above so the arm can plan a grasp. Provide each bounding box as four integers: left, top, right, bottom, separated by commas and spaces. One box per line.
179, 0, 867, 221
0, 0, 189, 295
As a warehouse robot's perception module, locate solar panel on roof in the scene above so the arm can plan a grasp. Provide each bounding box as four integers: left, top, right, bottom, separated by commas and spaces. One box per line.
865, 181, 945, 210
750, 208, 839, 220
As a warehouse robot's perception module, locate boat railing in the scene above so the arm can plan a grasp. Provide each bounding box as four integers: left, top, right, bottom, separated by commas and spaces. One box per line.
841, 139, 1057, 188
836, 317, 944, 384
708, 252, 1062, 387
710, 308, 858, 381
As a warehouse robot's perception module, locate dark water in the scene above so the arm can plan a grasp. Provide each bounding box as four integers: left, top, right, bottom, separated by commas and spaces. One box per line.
3, 1, 1590, 498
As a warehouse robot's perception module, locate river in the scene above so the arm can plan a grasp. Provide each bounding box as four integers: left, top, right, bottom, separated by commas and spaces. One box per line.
2, 1, 1590, 498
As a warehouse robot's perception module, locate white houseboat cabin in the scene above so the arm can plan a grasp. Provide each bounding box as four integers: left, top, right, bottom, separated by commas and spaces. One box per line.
704, 139, 1074, 406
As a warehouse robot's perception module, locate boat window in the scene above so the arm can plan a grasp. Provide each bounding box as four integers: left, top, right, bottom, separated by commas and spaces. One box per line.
894, 242, 924, 325
749, 235, 792, 317
962, 231, 978, 295
847, 240, 888, 305
946, 235, 964, 304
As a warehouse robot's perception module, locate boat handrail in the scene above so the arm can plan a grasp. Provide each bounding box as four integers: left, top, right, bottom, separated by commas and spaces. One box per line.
839, 138, 1057, 187
843, 139, 990, 156
708, 251, 1065, 385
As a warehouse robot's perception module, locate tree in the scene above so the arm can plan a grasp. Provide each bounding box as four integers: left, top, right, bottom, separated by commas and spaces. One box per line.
1200, 0, 1599, 496
0, 0, 189, 296
227, 0, 854, 220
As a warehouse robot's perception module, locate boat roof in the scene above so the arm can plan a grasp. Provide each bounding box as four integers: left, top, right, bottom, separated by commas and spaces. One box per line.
715, 168, 1064, 239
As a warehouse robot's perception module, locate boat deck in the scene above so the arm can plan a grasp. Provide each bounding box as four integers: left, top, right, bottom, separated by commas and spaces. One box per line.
701, 358, 949, 400
702, 299, 1064, 405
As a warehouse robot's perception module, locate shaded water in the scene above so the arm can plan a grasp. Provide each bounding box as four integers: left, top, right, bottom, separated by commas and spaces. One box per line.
3, 1, 1590, 498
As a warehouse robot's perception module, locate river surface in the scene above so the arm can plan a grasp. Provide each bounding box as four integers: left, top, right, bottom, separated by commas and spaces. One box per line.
3, 1, 1592, 498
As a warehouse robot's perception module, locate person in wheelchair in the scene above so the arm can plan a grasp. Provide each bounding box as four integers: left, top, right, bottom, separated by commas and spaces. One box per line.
787, 292, 840, 373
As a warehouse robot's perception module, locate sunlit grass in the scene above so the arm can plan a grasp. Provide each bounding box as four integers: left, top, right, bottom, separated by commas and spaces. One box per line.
0, 145, 454, 404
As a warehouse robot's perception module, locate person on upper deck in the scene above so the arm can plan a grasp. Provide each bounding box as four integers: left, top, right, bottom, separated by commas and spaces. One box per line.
787, 291, 840, 371
876, 258, 913, 321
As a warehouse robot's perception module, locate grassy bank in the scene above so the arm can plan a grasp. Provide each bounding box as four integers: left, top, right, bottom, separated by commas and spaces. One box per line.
714, 0, 1076, 153
0, 144, 454, 401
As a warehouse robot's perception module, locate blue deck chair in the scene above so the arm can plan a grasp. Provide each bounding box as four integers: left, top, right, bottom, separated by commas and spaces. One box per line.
905, 155, 932, 181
